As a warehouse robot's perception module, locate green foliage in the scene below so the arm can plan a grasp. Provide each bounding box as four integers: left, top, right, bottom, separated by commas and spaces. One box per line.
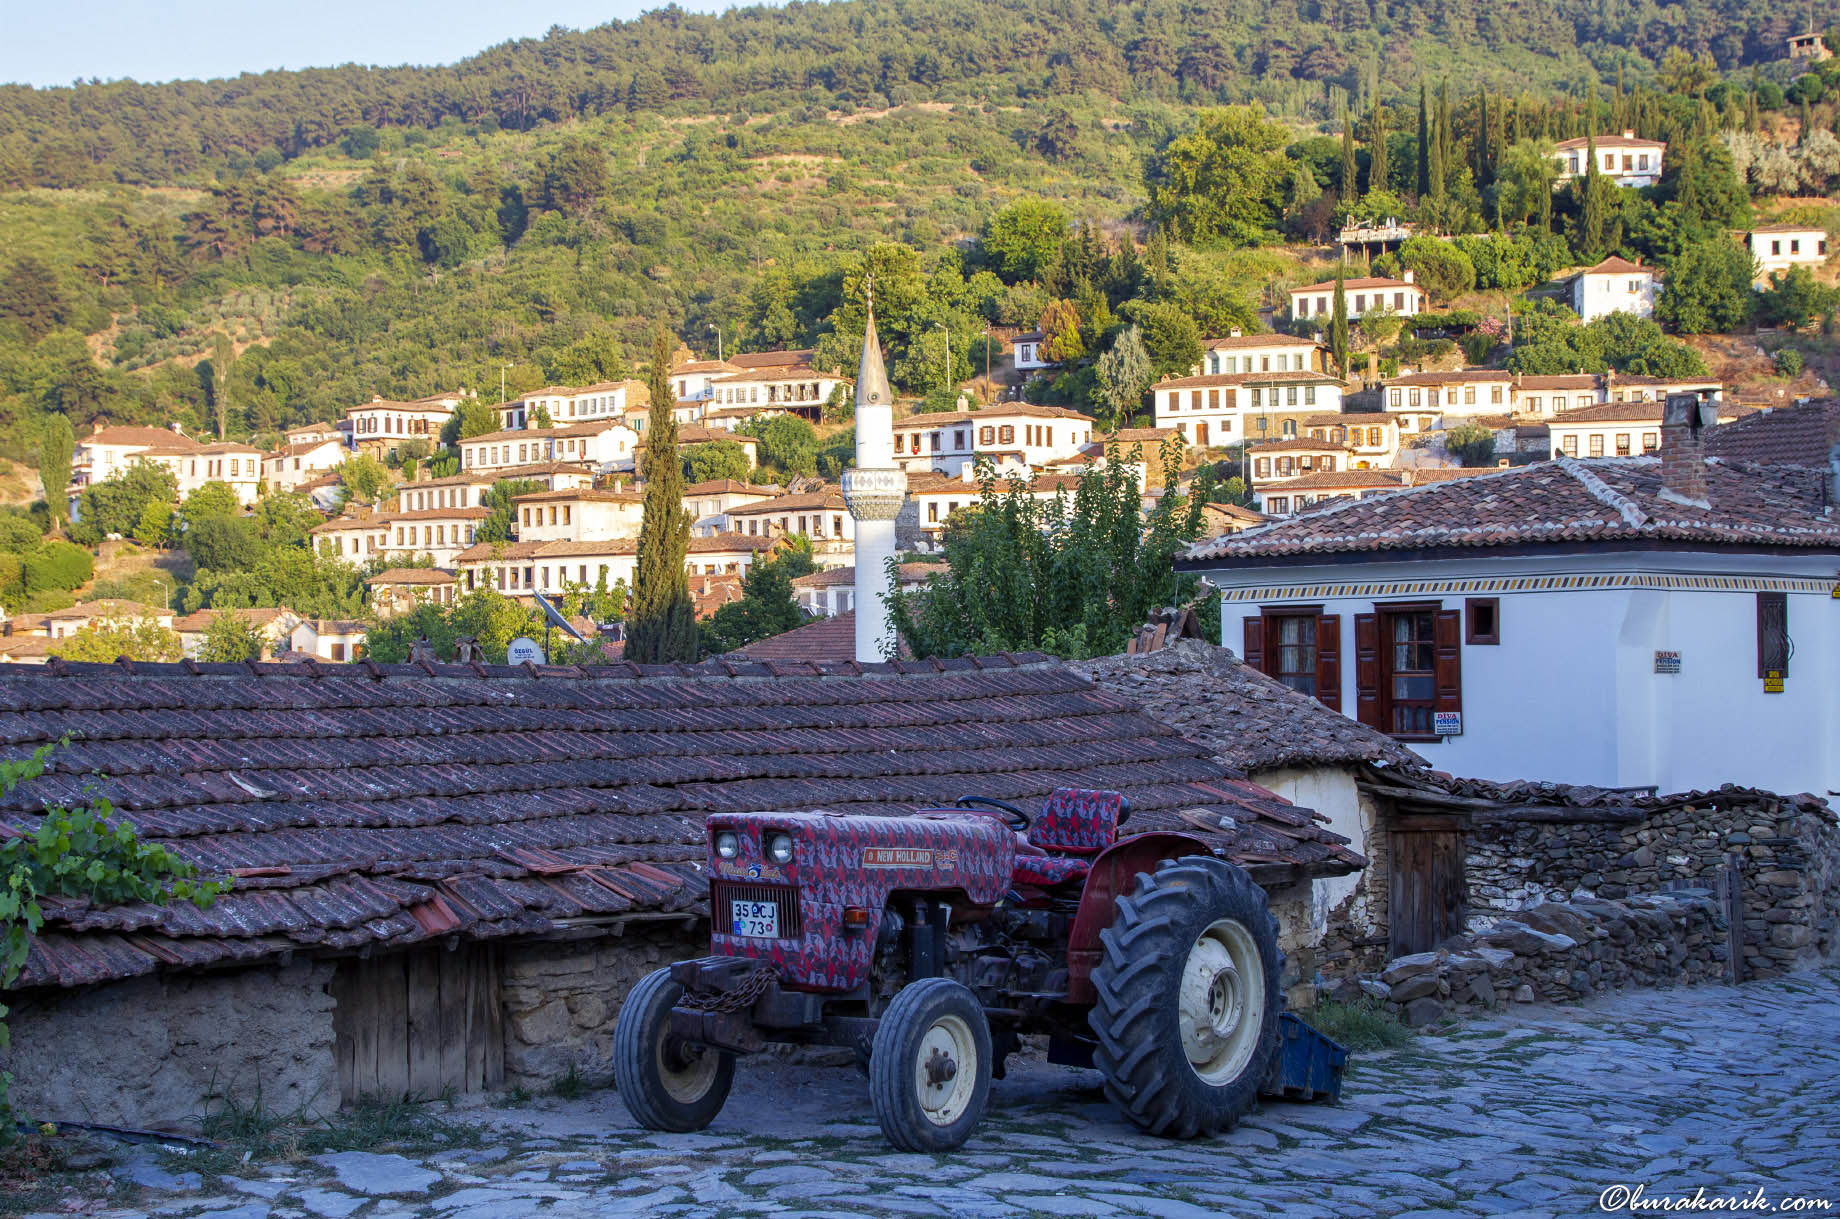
1656, 240, 1756, 335
179, 480, 242, 525
1379, 237, 1475, 299
443, 400, 501, 446
627, 327, 696, 664
683, 439, 753, 485
198, 610, 268, 662
475, 479, 545, 544
0, 741, 225, 1131
1147, 107, 1297, 246
36, 416, 73, 528
1330, 270, 1349, 379
698, 546, 818, 655
184, 547, 366, 619
21, 540, 92, 593
1303, 997, 1413, 1051
741, 415, 821, 480
1093, 327, 1153, 428
49, 612, 184, 662
70, 462, 178, 547
1118, 300, 1201, 378
336, 454, 393, 507
1444, 422, 1498, 467
1507, 307, 1709, 378
186, 515, 262, 572
1758, 266, 1839, 330
980, 201, 1069, 282
362, 589, 541, 663
887, 448, 1202, 660
1774, 346, 1805, 378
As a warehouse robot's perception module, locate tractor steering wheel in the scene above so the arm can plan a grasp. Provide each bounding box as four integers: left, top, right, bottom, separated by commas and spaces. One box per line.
955, 795, 1031, 832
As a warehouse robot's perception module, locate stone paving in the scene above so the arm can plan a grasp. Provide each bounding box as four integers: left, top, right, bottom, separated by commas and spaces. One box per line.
67, 968, 1840, 1219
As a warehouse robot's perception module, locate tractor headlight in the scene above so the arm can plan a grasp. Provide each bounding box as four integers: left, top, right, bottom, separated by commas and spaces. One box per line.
765, 832, 794, 866
714, 831, 740, 860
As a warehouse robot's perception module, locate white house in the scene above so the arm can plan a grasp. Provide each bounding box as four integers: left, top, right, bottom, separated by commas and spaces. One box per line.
1179, 399, 1840, 796
1747, 225, 1828, 284
890, 404, 1096, 477
681, 479, 783, 536
1250, 469, 1406, 516
1384, 370, 1517, 434
454, 533, 779, 598
723, 488, 856, 565
1547, 398, 1749, 459
460, 420, 639, 475
1289, 272, 1424, 321
501, 381, 648, 431
512, 487, 645, 542
1553, 132, 1666, 189
287, 619, 368, 663
1151, 370, 1347, 448
73, 425, 197, 491
265, 438, 347, 493
172, 607, 304, 659
1011, 331, 1049, 372
1302, 413, 1401, 469
1571, 256, 1659, 322
1197, 332, 1325, 376
343, 392, 466, 454
1245, 437, 1356, 483
705, 367, 850, 422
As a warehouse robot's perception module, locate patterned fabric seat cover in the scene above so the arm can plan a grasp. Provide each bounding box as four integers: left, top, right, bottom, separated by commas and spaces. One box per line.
1008, 788, 1125, 888
1009, 853, 1092, 887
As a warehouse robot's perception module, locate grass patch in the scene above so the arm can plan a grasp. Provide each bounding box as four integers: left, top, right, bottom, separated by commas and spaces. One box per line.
175, 1093, 485, 1177
1301, 997, 1415, 1052
550, 1065, 588, 1101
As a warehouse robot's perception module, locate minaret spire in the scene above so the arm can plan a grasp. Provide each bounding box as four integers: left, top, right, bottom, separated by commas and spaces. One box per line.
841, 278, 907, 662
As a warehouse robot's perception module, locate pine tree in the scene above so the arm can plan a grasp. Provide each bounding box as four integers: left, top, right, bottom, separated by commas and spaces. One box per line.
626, 324, 696, 664
1330, 266, 1349, 378
1416, 82, 1431, 198
1367, 100, 1388, 195
1339, 102, 1358, 205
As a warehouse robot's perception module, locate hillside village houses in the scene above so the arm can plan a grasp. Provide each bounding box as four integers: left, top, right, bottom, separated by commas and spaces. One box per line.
891, 402, 1097, 476
452, 532, 780, 599
683, 478, 782, 535
460, 419, 641, 475
264, 435, 348, 492
1289, 272, 1425, 320
495, 380, 647, 430
341, 391, 469, 456
1180, 393, 1840, 796
1572, 255, 1661, 322
1011, 330, 1050, 371
1553, 131, 1667, 188
1302, 412, 1402, 467
1152, 369, 1349, 446
1381, 368, 1725, 436
72, 425, 265, 510
1747, 224, 1830, 283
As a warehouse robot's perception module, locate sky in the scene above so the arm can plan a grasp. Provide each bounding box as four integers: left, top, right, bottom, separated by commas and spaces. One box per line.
3, 0, 735, 88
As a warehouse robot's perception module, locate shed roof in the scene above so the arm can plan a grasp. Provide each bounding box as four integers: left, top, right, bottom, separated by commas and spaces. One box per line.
0, 656, 1358, 989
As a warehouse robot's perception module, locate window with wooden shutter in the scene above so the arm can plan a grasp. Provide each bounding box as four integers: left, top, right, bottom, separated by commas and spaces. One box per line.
1757, 593, 1790, 680
1241, 617, 1264, 672
1363, 603, 1463, 739
1245, 610, 1340, 710
1315, 614, 1342, 711
1354, 613, 1382, 729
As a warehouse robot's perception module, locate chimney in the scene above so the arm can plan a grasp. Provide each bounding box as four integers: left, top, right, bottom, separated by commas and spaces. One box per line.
1402, 269, 1415, 285
1229, 328, 1243, 338
1622, 129, 1635, 139
1659, 392, 1713, 505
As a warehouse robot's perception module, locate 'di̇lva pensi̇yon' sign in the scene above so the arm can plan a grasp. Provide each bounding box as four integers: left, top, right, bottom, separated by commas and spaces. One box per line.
1654, 650, 1681, 674
1433, 711, 1462, 736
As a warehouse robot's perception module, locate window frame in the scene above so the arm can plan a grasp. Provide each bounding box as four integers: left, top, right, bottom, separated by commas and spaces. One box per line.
1465, 597, 1500, 645
1757, 592, 1790, 681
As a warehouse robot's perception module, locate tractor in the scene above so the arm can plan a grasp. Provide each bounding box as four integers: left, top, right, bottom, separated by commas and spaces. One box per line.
614, 788, 1320, 1152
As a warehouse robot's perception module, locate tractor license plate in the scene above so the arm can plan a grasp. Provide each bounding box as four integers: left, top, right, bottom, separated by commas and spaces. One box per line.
729, 898, 781, 938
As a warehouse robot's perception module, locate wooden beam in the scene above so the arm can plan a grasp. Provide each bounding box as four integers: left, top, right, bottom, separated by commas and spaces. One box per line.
1471, 805, 1645, 825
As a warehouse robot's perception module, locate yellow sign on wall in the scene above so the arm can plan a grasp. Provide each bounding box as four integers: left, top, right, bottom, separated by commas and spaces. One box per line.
1764, 670, 1785, 694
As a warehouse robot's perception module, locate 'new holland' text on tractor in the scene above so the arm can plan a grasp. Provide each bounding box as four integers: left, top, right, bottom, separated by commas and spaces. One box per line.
613, 789, 1285, 1151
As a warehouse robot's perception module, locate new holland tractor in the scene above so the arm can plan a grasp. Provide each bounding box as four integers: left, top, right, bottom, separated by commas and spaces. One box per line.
614, 788, 1340, 1152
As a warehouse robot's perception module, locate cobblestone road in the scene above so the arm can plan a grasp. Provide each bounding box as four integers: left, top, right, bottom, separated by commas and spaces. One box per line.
91, 968, 1840, 1219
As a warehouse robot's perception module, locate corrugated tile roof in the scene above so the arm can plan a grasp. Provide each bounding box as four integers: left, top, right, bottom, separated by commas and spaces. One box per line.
0, 654, 1359, 987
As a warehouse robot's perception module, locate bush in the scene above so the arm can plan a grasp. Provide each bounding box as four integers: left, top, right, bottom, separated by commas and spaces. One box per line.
186, 515, 262, 572
1774, 347, 1805, 378
21, 540, 92, 592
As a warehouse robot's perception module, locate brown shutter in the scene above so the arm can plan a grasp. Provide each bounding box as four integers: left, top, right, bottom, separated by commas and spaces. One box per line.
1315, 615, 1341, 712
1241, 616, 1265, 672
1354, 613, 1382, 729
1434, 609, 1463, 717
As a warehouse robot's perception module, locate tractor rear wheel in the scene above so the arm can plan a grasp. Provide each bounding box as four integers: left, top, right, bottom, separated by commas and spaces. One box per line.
1088, 856, 1282, 1139
613, 967, 735, 1133
868, 978, 992, 1152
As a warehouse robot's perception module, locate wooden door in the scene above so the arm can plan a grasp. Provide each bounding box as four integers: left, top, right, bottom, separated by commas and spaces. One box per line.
1387, 816, 1467, 957
331, 944, 504, 1105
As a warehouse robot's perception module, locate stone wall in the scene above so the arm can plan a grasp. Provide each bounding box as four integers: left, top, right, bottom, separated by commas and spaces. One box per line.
499, 923, 708, 1088
1468, 790, 1840, 979
1346, 892, 1728, 1027
3, 959, 338, 1130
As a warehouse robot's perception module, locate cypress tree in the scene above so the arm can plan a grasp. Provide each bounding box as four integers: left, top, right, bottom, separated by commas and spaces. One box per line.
1801, 97, 1814, 145
1416, 82, 1431, 198
627, 324, 697, 664
1368, 100, 1388, 195
1434, 82, 1452, 197
1340, 101, 1358, 205
1330, 265, 1350, 379
1475, 90, 1490, 185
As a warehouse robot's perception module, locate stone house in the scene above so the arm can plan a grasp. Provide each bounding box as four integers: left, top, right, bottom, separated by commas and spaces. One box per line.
0, 653, 1361, 1130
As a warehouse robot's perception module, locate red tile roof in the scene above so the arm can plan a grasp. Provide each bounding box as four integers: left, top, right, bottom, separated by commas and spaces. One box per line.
729, 610, 858, 663
1704, 400, 1840, 467
81, 426, 202, 449
0, 654, 1356, 987
1201, 334, 1320, 350
1187, 456, 1840, 561
1576, 256, 1652, 276
1549, 400, 1751, 426
1290, 276, 1417, 294
1157, 370, 1346, 390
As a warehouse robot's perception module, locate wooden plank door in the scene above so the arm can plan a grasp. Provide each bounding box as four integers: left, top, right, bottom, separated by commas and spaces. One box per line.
331, 944, 504, 1105
1388, 819, 1467, 957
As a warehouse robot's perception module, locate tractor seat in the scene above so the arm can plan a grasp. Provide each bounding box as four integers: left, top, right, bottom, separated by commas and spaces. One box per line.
1009, 788, 1128, 888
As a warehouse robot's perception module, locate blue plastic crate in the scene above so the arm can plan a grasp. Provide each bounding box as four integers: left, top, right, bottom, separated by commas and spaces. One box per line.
1259, 1012, 1349, 1103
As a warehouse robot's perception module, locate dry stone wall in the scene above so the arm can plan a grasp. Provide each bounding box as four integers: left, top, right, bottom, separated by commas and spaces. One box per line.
499, 924, 707, 1088
1467, 790, 1840, 979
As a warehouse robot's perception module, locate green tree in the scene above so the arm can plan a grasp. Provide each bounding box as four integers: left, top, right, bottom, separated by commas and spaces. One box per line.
198, 610, 267, 662
37, 415, 74, 530
1148, 106, 1298, 245
21, 541, 91, 593
0, 256, 67, 342
742, 415, 820, 479
540, 138, 610, 215
980, 200, 1069, 282
50, 613, 184, 662
697, 547, 816, 654
627, 325, 696, 664
1444, 422, 1497, 466
1416, 83, 1432, 198
442, 399, 500, 445
683, 439, 752, 484
1366, 100, 1388, 196
179, 480, 241, 524
1495, 141, 1558, 227
336, 453, 393, 506
208, 331, 235, 441
888, 452, 1203, 660
70, 462, 178, 547
185, 515, 261, 571
1093, 326, 1153, 426
1758, 266, 1838, 330
1330, 267, 1349, 378
1039, 299, 1085, 363
1656, 239, 1755, 334
1118, 300, 1202, 378
1339, 103, 1358, 205
1382, 235, 1475, 298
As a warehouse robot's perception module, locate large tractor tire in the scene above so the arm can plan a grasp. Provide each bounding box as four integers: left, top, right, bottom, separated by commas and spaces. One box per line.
612, 967, 735, 1133
868, 978, 993, 1152
1088, 856, 1283, 1139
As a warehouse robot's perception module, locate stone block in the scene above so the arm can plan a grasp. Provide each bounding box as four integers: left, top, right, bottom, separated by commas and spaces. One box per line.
1389, 974, 1441, 1004
1514, 984, 1535, 1003
1380, 952, 1441, 984
1400, 998, 1445, 1027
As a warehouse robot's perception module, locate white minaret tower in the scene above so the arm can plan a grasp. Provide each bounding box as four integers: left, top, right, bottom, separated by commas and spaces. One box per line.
840, 289, 907, 662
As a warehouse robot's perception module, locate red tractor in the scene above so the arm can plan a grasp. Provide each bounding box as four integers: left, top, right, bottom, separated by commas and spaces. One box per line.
614, 789, 1310, 1152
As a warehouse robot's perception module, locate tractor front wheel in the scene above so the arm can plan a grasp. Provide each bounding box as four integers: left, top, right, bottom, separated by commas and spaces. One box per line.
613, 967, 735, 1133
868, 978, 992, 1152
1088, 856, 1282, 1139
